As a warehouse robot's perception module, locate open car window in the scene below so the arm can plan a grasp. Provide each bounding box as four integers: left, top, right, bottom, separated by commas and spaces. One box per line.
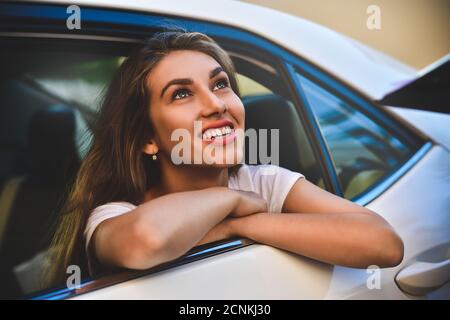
0, 34, 327, 299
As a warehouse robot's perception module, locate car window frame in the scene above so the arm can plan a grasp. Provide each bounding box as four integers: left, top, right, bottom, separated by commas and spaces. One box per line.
292, 71, 423, 199
284, 61, 428, 203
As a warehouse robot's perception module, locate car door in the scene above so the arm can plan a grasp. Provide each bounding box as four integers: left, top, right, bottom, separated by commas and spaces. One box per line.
1, 2, 337, 300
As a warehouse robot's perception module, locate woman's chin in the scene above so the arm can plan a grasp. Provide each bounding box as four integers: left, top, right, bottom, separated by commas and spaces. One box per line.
209, 162, 240, 169
203, 150, 244, 168
200, 159, 241, 169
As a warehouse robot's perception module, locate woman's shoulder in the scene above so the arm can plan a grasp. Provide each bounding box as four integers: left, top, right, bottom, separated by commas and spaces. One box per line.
84, 201, 138, 257
229, 164, 305, 213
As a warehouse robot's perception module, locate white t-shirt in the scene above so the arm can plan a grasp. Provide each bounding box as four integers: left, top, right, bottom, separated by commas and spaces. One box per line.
84, 164, 304, 259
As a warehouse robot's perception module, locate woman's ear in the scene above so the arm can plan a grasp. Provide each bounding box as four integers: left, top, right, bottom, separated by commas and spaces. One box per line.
143, 140, 159, 156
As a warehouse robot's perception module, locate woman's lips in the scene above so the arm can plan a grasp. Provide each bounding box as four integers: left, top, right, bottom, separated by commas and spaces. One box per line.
201, 119, 234, 134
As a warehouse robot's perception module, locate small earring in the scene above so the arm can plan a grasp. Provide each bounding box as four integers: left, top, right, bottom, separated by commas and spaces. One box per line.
152, 153, 157, 161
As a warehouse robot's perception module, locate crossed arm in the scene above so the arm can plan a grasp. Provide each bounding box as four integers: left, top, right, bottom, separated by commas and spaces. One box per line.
92, 178, 404, 271
197, 178, 404, 268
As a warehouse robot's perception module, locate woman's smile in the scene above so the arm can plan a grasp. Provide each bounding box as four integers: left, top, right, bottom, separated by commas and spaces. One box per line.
203, 127, 237, 145
201, 118, 237, 145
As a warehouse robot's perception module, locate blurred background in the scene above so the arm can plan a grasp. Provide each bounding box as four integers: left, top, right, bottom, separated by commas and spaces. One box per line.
239, 0, 450, 69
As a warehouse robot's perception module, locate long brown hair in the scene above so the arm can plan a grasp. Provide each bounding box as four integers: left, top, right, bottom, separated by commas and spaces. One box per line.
45, 30, 241, 288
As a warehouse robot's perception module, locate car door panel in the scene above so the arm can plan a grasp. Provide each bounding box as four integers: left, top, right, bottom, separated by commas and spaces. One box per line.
71, 245, 333, 299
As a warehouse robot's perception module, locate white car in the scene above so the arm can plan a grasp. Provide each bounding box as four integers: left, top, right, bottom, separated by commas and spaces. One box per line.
0, 0, 448, 300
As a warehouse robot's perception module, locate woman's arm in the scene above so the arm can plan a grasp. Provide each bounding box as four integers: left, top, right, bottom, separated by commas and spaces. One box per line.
92, 187, 266, 270
228, 179, 404, 268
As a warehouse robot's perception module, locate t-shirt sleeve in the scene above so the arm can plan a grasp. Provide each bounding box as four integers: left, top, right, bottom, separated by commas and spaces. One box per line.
84, 202, 137, 253
239, 165, 305, 213
268, 165, 305, 213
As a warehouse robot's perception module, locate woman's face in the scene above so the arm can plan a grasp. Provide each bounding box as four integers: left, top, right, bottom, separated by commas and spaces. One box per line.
146, 49, 245, 167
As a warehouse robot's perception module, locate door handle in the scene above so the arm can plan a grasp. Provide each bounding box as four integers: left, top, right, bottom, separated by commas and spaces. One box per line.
395, 259, 450, 296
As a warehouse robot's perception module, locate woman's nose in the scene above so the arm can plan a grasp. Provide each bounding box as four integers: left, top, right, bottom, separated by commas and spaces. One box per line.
201, 91, 227, 117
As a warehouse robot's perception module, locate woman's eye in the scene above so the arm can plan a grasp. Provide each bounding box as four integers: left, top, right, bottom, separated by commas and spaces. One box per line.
172, 89, 191, 101
171, 79, 228, 101
213, 79, 229, 91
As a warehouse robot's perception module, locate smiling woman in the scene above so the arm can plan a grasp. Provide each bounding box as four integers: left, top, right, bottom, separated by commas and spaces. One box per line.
45, 29, 404, 290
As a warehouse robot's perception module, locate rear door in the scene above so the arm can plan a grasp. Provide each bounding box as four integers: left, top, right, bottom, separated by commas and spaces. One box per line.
2, 2, 335, 300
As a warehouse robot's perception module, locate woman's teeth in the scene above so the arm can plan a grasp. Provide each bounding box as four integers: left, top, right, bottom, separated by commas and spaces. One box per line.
203, 126, 233, 140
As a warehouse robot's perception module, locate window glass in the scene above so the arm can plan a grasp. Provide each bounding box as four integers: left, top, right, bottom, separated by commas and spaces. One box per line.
297, 74, 413, 199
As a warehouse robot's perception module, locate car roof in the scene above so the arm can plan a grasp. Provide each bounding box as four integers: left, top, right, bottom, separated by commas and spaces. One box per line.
24, 0, 418, 99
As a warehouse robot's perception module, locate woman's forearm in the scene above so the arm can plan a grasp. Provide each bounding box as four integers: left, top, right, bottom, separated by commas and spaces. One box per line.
134, 186, 238, 261
230, 212, 404, 268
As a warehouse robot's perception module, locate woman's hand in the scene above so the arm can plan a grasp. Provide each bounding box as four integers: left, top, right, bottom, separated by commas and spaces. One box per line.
229, 190, 267, 218
194, 190, 266, 247
195, 217, 236, 246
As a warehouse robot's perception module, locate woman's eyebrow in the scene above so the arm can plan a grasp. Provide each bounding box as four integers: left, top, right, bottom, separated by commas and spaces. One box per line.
159, 66, 225, 98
